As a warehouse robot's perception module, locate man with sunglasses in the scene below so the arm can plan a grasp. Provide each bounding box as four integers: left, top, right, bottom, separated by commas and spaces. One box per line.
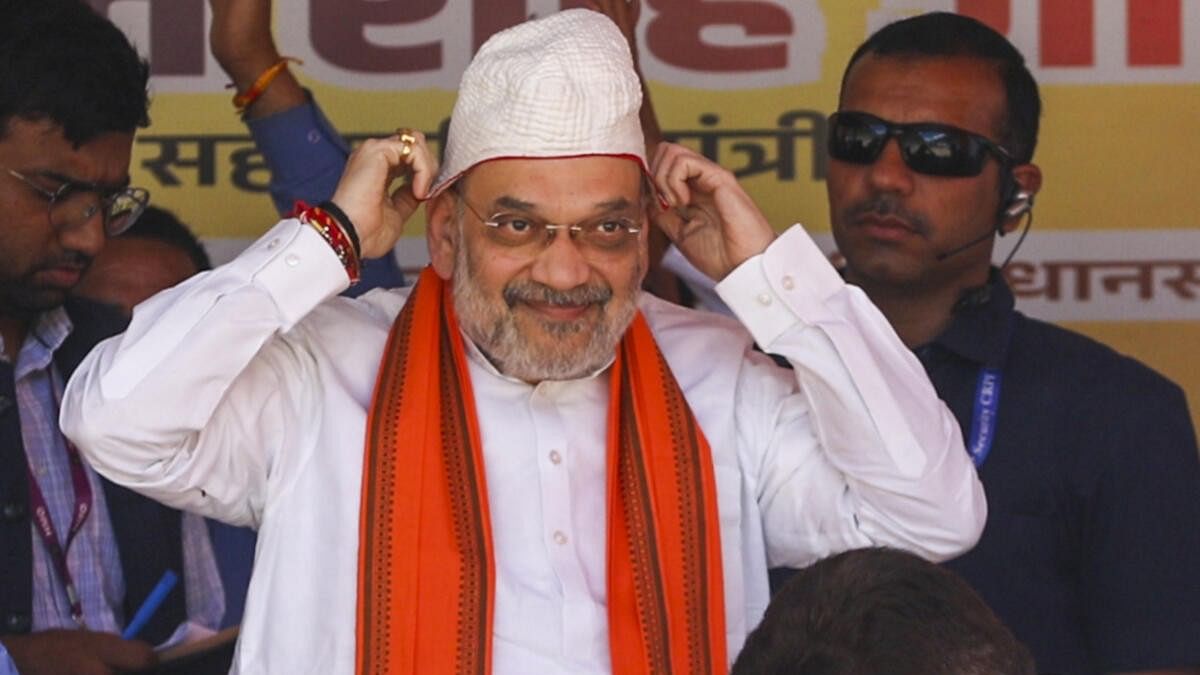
824, 13, 1200, 674
0, 2, 228, 674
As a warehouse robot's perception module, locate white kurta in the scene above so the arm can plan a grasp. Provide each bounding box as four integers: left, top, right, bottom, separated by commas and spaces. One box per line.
61, 220, 985, 674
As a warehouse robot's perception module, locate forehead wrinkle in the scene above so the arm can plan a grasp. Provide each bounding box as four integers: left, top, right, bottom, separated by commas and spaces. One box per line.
493, 194, 637, 214
595, 197, 634, 211
493, 195, 536, 212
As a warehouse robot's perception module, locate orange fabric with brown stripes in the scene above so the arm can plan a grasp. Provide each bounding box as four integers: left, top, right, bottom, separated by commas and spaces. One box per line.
356, 267, 727, 674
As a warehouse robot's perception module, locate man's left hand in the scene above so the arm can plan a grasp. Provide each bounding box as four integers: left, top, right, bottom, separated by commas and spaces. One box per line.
649, 142, 777, 281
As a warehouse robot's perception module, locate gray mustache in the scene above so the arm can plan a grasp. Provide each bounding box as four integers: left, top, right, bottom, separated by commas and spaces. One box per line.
503, 281, 612, 308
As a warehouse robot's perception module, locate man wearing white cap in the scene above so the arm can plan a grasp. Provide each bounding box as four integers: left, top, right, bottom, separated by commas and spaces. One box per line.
61, 9, 985, 674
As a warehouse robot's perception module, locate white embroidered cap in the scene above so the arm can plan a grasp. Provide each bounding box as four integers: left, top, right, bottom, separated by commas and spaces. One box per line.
429, 8, 647, 196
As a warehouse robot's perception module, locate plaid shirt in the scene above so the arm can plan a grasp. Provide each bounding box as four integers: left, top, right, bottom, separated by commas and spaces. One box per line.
4, 308, 224, 636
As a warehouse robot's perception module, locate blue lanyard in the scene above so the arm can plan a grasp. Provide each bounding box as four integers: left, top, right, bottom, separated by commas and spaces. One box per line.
955, 284, 1014, 469
966, 367, 1003, 468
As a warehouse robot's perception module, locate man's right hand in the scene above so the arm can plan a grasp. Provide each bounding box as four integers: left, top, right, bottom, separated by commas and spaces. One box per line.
1, 630, 156, 675
330, 131, 439, 260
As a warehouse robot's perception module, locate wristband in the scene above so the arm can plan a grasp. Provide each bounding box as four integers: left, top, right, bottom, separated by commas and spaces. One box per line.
229, 57, 302, 113
294, 202, 361, 285
317, 201, 362, 259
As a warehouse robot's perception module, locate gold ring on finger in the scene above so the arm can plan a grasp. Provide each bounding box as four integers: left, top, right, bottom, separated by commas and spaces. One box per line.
395, 127, 416, 158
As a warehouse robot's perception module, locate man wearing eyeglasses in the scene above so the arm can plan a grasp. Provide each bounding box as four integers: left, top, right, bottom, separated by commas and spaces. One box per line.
823, 13, 1200, 675
0, 2, 227, 674
61, 9, 987, 673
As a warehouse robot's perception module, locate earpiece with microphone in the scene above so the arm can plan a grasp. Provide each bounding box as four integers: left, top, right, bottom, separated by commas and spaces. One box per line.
935, 227, 999, 261
935, 189, 1034, 261
1004, 190, 1033, 218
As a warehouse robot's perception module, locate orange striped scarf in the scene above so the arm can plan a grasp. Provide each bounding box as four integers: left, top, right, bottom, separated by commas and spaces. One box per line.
356, 267, 727, 674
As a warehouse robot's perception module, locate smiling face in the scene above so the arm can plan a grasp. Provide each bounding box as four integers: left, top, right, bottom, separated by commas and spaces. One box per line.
0, 117, 133, 319
828, 54, 1022, 295
427, 155, 648, 382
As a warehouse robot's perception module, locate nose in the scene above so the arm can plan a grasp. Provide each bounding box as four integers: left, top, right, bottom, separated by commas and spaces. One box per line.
56, 208, 107, 259
865, 138, 916, 196
529, 230, 592, 291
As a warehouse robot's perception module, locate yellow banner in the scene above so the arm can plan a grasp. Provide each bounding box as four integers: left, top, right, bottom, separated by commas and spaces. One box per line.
110, 0, 1199, 429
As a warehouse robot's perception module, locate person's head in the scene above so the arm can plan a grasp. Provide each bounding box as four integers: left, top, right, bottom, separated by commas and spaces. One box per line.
423, 9, 650, 383
826, 12, 1043, 297
73, 206, 209, 316
731, 548, 1035, 675
0, 0, 150, 320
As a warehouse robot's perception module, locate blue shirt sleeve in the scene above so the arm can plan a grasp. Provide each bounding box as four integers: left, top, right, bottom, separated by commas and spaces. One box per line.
0, 641, 18, 675
246, 95, 405, 293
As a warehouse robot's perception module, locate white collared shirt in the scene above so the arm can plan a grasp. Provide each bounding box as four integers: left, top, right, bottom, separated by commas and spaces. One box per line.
62, 220, 985, 674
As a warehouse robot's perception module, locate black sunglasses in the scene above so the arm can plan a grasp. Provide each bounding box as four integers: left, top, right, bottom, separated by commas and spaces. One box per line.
828, 111, 1013, 177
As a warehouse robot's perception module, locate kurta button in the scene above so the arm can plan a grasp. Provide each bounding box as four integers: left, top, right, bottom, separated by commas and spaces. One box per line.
266, 238, 280, 250
781, 275, 795, 290
4, 612, 30, 633
757, 293, 773, 306
549, 450, 562, 465
553, 530, 568, 545
1, 502, 26, 521
285, 254, 300, 267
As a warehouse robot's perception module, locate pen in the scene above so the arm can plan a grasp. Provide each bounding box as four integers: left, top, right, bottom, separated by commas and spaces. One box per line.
121, 569, 178, 640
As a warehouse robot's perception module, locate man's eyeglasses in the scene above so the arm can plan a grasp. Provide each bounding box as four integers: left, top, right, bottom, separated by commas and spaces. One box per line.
457, 191, 642, 255
3, 167, 150, 236
828, 111, 1013, 177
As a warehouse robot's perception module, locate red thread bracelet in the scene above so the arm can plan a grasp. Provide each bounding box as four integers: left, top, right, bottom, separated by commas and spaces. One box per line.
295, 202, 361, 285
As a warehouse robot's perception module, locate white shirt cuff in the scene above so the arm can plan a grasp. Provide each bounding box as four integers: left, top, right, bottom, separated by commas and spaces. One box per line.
715, 225, 846, 348
247, 219, 352, 328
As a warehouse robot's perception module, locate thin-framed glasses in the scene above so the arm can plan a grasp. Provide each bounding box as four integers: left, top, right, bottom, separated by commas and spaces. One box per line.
457, 190, 642, 255
3, 167, 150, 236
828, 111, 1014, 177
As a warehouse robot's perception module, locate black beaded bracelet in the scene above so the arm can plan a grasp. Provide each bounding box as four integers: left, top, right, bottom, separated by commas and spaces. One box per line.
317, 200, 361, 258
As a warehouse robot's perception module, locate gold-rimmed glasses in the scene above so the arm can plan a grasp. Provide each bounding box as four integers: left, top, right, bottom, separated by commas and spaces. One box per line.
456, 190, 643, 256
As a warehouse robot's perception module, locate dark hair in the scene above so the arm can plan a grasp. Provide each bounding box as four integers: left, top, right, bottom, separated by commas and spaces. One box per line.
0, 0, 150, 147
841, 12, 1040, 163
122, 206, 211, 272
732, 548, 1035, 675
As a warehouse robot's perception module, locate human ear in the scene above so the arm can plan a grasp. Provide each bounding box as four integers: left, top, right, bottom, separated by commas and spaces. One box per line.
426, 191, 459, 280
1000, 163, 1043, 234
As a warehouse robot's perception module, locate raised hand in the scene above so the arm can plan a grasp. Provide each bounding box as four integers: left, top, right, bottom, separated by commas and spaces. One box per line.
330, 130, 438, 259
208, 0, 304, 116
650, 142, 777, 281
1, 629, 156, 675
